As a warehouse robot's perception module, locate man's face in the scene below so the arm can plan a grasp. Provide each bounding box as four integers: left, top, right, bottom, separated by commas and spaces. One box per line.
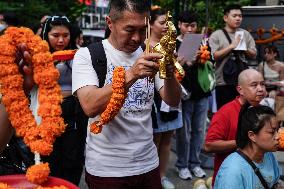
107, 11, 147, 53
178, 21, 198, 35
224, 9, 242, 29
238, 72, 266, 106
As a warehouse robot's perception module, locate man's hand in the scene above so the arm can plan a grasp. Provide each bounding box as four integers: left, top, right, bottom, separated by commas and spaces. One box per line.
16, 43, 34, 93
229, 34, 241, 50
126, 53, 161, 82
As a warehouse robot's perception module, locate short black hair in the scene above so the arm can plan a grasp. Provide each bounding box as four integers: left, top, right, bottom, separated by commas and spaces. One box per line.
109, 0, 150, 21
2, 12, 19, 26
150, 8, 167, 25
224, 4, 243, 15
178, 10, 197, 23
236, 104, 276, 149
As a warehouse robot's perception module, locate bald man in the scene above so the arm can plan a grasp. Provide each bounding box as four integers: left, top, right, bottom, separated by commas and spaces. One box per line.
204, 69, 266, 185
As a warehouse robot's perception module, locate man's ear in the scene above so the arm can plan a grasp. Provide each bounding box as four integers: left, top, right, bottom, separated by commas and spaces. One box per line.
237, 85, 243, 96
223, 15, 228, 23
178, 21, 181, 29
106, 16, 112, 31
248, 131, 256, 143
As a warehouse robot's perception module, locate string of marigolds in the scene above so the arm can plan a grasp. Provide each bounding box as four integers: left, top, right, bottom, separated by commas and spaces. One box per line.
198, 37, 211, 64
0, 27, 65, 184
0, 183, 68, 189
90, 66, 127, 134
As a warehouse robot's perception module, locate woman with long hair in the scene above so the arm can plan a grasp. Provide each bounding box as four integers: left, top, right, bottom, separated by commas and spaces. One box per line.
39, 15, 87, 185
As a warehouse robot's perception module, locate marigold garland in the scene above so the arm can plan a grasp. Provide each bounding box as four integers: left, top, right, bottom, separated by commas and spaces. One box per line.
52, 50, 76, 61
0, 27, 65, 184
0, 183, 68, 189
199, 44, 210, 64
279, 128, 284, 149
90, 66, 127, 134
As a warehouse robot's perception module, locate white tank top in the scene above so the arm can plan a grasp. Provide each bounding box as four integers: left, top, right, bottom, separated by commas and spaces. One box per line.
263, 62, 279, 82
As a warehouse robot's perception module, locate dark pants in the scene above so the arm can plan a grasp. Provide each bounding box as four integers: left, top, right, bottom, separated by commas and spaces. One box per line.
43, 96, 88, 185
85, 167, 162, 189
215, 85, 238, 110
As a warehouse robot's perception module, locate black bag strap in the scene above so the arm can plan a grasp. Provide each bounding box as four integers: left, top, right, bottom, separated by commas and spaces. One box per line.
222, 28, 232, 44
236, 150, 270, 189
87, 41, 107, 88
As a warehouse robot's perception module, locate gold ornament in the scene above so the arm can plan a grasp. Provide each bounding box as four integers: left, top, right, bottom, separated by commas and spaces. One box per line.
153, 11, 179, 79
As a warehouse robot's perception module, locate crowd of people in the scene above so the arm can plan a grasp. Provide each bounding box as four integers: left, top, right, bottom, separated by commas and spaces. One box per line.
1, 0, 284, 189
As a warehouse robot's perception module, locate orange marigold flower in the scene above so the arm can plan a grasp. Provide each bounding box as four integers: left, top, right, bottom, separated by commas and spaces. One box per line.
26, 163, 50, 184
0, 183, 14, 189
90, 66, 127, 134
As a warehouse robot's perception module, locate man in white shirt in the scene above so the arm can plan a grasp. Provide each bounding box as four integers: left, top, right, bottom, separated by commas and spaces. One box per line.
72, 0, 181, 188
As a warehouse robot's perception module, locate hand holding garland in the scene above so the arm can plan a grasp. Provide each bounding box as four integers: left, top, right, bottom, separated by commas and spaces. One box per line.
0, 27, 65, 184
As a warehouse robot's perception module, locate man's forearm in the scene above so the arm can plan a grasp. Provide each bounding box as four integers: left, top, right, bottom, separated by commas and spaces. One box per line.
213, 45, 234, 61
77, 70, 138, 117
204, 140, 237, 154
245, 49, 256, 59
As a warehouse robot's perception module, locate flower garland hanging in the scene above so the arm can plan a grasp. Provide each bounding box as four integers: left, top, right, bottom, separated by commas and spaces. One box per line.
0, 27, 65, 184
90, 66, 127, 134
52, 50, 77, 61
198, 37, 211, 64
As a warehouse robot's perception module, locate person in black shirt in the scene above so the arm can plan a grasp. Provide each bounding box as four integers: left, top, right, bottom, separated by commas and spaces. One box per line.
175, 10, 211, 180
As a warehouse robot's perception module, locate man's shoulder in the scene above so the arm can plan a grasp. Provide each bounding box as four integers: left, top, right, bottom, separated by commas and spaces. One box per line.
217, 98, 241, 114
210, 29, 223, 37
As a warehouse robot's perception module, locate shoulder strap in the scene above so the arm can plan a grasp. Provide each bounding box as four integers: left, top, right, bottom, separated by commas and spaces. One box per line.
236, 150, 270, 189
87, 41, 107, 88
222, 28, 232, 44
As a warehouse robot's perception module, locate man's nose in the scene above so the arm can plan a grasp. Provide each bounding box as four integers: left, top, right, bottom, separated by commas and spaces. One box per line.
131, 32, 141, 42
187, 27, 193, 32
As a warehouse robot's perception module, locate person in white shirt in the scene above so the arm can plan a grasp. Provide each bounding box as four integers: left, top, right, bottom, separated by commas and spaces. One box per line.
72, 0, 181, 188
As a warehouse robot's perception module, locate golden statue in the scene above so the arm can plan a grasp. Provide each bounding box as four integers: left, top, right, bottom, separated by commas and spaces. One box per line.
153, 11, 184, 79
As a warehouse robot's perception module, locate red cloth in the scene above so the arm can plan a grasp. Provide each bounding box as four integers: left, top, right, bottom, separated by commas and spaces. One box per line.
205, 97, 241, 185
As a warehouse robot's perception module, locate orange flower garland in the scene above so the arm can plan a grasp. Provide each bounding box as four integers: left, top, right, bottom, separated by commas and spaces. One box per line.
0, 183, 68, 189
90, 66, 127, 134
52, 50, 77, 61
279, 128, 284, 149
0, 27, 65, 184
199, 44, 210, 64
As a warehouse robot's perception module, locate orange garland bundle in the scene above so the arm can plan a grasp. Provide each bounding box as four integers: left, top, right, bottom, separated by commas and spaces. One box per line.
0, 27, 65, 184
0, 183, 68, 189
90, 66, 127, 134
279, 128, 284, 149
52, 50, 77, 61
199, 45, 210, 64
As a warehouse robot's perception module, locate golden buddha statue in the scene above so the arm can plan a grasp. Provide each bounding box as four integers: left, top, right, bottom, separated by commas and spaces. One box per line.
153, 11, 184, 79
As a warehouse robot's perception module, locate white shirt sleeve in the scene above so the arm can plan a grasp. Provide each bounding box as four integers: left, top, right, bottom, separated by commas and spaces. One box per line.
154, 73, 164, 92
72, 47, 99, 95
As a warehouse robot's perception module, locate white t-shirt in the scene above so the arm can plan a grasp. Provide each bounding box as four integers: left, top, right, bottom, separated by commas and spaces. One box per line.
72, 39, 164, 177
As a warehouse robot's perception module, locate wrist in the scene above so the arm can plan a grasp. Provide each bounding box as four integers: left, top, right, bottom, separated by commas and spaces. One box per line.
125, 69, 137, 89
